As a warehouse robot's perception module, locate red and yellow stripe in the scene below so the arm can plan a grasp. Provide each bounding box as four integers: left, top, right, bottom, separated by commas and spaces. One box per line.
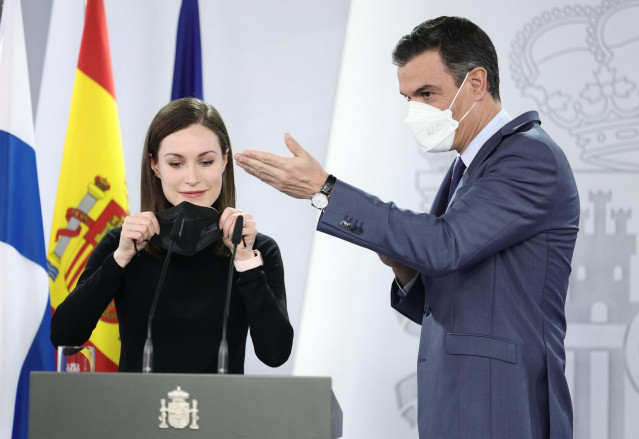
48, 0, 128, 372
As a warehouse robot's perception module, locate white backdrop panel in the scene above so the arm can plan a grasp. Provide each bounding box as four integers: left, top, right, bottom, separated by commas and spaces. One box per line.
295, 1, 639, 438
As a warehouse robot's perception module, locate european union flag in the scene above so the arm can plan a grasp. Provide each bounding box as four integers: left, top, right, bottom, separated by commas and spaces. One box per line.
171, 0, 203, 100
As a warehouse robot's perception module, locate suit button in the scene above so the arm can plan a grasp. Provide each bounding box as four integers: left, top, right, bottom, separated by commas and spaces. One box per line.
424, 306, 431, 317
419, 358, 426, 363
339, 220, 350, 228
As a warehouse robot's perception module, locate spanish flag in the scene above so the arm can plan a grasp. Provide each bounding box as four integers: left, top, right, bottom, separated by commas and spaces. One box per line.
47, 0, 128, 372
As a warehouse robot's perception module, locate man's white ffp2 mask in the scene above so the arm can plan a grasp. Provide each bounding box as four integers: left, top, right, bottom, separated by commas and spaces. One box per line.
404, 72, 475, 153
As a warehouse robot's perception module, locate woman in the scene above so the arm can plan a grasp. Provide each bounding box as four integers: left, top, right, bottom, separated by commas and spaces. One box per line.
51, 98, 293, 373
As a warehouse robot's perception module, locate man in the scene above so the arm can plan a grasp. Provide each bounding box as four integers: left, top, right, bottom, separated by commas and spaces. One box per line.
235, 16, 578, 439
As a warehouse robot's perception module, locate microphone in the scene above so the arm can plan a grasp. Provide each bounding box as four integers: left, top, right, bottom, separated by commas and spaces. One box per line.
231, 215, 244, 246
218, 215, 244, 374
142, 213, 184, 373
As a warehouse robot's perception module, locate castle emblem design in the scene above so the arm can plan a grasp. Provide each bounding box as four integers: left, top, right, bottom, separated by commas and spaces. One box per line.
564, 191, 638, 439
47, 175, 126, 323
507, 1, 639, 438
159, 386, 200, 430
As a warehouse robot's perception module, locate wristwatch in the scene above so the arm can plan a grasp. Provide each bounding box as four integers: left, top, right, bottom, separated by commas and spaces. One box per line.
311, 174, 337, 210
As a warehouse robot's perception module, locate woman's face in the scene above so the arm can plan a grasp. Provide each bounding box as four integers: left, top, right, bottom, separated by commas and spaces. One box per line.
150, 124, 228, 208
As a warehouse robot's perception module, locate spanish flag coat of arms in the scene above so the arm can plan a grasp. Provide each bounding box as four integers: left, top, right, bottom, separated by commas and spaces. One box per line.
47, 0, 128, 372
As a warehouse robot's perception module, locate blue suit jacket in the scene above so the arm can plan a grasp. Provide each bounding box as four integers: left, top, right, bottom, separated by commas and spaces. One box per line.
317, 112, 579, 438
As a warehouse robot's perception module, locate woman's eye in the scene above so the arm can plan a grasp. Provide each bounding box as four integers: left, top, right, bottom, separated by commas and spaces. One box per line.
169, 162, 182, 168
200, 160, 213, 167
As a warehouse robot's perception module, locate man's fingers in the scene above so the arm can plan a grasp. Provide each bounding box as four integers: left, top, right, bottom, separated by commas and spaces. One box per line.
236, 139, 301, 173
235, 153, 272, 177
234, 135, 324, 200
237, 149, 286, 167
236, 155, 287, 186
235, 156, 259, 175
284, 133, 306, 157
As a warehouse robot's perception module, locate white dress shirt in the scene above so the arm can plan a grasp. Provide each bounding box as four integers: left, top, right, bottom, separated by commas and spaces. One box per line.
396, 108, 512, 296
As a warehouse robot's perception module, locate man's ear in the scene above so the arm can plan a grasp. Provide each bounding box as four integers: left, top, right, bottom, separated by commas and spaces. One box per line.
468, 66, 488, 101
150, 154, 160, 178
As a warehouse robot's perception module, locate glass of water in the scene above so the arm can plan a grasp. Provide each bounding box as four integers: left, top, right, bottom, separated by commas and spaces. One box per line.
56, 346, 95, 372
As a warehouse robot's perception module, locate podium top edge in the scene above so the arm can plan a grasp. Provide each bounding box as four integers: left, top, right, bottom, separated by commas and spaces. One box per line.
30, 371, 333, 382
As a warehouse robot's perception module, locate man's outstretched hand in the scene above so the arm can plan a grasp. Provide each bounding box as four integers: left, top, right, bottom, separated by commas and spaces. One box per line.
234, 133, 329, 199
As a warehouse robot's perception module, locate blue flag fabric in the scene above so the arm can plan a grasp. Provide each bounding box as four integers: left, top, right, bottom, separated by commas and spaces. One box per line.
0, 1, 55, 438
171, 0, 203, 100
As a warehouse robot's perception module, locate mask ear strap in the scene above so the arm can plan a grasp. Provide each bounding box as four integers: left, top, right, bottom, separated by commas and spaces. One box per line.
458, 101, 476, 123
448, 72, 470, 110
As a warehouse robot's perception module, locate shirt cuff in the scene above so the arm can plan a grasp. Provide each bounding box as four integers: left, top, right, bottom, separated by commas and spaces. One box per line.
234, 249, 264, 272
394, 273, 418, 298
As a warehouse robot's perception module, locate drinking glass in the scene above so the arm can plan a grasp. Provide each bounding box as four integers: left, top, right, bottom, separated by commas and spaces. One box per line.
56, 346, 95, 372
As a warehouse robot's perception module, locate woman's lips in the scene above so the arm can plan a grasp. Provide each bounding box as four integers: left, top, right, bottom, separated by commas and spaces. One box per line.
180, 191, 206, 198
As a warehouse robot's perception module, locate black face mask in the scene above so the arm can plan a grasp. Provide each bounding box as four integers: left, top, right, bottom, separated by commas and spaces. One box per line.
150, 201, 222, 256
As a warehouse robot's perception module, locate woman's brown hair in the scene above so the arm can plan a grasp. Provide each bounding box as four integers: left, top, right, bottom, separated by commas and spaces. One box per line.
140, 97, 235, 255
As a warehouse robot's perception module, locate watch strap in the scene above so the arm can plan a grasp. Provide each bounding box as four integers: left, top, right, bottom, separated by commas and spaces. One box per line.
320, 174, 337, 196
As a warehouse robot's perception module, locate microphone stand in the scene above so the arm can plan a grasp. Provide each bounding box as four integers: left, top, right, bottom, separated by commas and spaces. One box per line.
217, 215, 244, 374
142, 214, 184, 373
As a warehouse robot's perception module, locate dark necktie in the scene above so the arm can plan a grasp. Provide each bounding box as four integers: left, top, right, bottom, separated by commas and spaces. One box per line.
448, 158, 467, 204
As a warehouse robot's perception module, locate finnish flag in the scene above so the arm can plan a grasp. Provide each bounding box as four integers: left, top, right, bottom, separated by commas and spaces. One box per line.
0, 1, 55, 438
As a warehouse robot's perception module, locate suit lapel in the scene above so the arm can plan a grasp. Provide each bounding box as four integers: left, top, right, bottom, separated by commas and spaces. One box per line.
465, 111, 541, 184
429, 111, 541, 216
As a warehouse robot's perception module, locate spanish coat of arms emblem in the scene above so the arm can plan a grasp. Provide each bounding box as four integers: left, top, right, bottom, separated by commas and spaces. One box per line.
159, 386, 199, 430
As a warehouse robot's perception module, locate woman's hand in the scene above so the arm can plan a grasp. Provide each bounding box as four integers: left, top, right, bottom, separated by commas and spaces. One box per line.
113, 212, 160, 268
219, 207, 257, 261
378, 254, 417, 287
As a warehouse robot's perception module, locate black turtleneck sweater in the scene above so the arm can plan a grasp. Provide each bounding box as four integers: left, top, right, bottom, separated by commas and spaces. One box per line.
50, 228, 293, 373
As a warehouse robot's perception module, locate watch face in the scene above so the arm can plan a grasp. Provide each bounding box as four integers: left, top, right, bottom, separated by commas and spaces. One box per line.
311, 192, 329, 209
